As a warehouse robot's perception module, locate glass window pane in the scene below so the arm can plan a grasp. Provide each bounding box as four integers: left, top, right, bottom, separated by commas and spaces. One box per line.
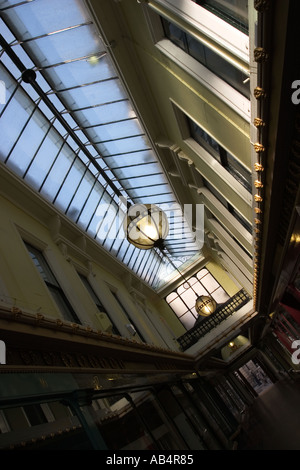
200, 272, 220, 292
196, 0, 248, 34
180, 288, 198, 309
180, 312, 197, 329
59, 79, 124, 111
48, 286, 78, 323
169, 296, 188, 316
3, 0, 91, 39
24, 126, 64, 190
161, 18, 187, 51
40, 145, 75, 202
0, 86, 34, 162
50, 56, 116, 90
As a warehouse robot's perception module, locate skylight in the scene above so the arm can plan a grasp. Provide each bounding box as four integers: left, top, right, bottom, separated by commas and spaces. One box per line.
0, 0, 201, 289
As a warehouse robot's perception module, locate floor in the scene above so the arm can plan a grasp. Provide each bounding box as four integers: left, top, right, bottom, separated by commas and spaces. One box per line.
238, 378, 300, 450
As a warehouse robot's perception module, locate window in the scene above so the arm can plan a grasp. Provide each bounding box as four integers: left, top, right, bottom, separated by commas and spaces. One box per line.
111, 291, 146, 342
22, 405, 48, 427
25, 243, 81, 324
161, 17, 250, 98
78, 273, 121, 336
166, 267, 229, 330
194, 0, 248, 34
203, 179, 252, 233
187, 117, 252, 192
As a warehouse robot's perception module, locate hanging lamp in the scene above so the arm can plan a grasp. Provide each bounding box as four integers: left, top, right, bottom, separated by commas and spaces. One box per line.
124, 203, 217, 318
195, 295, 217, 317
124, 203, 169, 250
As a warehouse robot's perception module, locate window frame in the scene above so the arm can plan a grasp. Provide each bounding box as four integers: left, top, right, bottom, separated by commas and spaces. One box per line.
78, 272, 121, 336
165, 267, 230, 331
171, 102, 253, 206
161, 16, 250, 99
146, 0, 249, 61
24, 242, 81, 324
142, 1, 251, 120
186, 116, 252, 193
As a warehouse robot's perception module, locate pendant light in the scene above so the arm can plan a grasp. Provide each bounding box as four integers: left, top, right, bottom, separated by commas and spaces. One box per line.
124, 203, 217, 317
124, 203, 169, 250
195, 295, 217, 317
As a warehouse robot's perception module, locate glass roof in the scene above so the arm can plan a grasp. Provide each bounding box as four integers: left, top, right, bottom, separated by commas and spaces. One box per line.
0, 0, 202, 289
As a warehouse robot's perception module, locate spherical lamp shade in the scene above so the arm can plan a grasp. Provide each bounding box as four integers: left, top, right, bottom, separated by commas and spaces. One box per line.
195, 295, 217, 317
124, 203, 169, 250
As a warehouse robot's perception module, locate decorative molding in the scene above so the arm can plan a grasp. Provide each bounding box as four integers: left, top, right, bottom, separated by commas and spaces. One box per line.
254, 47, 269, 62
254, 118, 265, 128
254, 0, 270, 12
0, 306, 194, 373
254, 87, 266, 100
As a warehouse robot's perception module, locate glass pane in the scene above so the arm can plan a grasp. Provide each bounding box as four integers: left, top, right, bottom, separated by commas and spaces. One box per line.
180, 288, 197, 309
59, 79, 124, 111
0, 2, 201, 290
21, 25, 100, 67
3, 0, 92, 39
196, 0, 248, 33
178, 311, 197, 329
161, 18, 187, 51
50, 56, 116, 90
48, 286, 79, 323
0, 86, 34, 163
204, 46, 250, 98
73, 100, 133, 127
197, 268, 209, 280
26, 244, 58, 285
169, 296, 188, 316
40, 145, 75, 203
200, 272, 220, 292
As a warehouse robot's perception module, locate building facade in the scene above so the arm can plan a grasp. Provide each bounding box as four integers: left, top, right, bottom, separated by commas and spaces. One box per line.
0, 0, 299, 451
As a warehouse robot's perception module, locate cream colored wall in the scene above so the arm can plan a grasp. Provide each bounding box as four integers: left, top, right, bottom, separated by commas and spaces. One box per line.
0, 182, 184, 348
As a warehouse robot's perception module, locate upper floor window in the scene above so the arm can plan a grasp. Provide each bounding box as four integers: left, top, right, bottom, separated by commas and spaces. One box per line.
193, 0, 248, 34
78, 273, 121, 336
203, 179, 252, 233
187, 117, 252, 192
166, 267, 229, 330
111, 291, 146, 342
161, 17, 250, 98
25, 243, 81, 324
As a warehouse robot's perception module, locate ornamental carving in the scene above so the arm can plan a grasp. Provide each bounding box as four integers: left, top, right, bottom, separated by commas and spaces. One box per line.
254, 180, 264, 188
254, 143, 265, 153
8, 347, 126, 370
254, 87, 266, 100
254, 118, 265, 128
254, 163, 264, 172
254, 47, 269, 62
254, 0, 270, 12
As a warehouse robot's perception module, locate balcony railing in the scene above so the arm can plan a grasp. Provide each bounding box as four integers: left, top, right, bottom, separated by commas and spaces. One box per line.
177, 289, 251, 351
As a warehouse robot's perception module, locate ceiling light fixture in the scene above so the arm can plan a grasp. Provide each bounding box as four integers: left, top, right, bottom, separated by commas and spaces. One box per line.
124, 203, 169, 251
125, 203, 217, 317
